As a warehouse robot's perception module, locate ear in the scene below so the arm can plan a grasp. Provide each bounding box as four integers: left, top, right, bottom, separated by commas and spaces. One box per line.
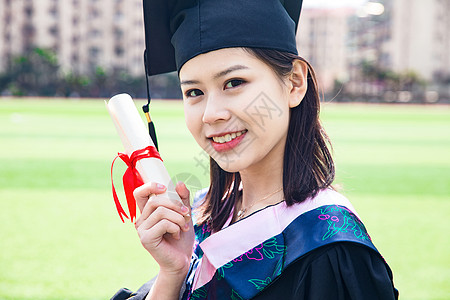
287, 59, 308, 108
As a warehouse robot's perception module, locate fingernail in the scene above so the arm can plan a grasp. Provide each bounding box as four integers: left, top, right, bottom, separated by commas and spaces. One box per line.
156, 183, 165, 189
181, 205, 189, 213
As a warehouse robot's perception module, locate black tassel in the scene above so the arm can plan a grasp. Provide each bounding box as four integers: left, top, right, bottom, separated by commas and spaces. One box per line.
143, 50, 159, 151
142, 103, 158, 151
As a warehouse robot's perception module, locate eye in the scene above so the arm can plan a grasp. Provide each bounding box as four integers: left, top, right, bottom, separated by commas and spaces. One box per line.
224, 79, 245, 90
185, 89, 204, 98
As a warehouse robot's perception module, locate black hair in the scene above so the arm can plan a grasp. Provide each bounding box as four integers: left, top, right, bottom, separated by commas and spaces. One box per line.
196, 48, 335, 232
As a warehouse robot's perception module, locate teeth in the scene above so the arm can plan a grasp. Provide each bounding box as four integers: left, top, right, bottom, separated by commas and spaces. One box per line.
212, 130, 246, 144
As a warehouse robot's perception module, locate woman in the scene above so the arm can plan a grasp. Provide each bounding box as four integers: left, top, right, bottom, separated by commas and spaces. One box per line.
112, 0, 398, 299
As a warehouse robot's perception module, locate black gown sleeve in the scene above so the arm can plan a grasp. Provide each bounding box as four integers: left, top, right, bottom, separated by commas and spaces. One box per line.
110, 273, 188, 300
110, 277, 155, 300
254, 242, 399, 300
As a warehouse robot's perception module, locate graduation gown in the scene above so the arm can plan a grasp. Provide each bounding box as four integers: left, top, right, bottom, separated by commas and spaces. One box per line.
111, 189, 398, 300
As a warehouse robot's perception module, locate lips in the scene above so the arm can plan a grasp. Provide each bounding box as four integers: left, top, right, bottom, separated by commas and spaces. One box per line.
209, 129, 248, 152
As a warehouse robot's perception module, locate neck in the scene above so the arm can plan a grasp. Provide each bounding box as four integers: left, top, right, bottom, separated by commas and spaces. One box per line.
239, 144, 284, 208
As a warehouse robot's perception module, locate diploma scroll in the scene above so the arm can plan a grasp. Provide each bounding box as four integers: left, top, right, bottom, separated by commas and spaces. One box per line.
107, 94, 181, 219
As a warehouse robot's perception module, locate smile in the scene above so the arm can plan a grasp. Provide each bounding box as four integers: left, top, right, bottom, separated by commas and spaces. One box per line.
211, 130, 247, 144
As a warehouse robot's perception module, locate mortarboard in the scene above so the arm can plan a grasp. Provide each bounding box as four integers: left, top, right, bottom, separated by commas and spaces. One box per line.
143, 0, 304, 76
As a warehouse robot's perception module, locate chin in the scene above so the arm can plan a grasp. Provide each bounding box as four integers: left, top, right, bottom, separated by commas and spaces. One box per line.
217, 164, 241, 173
212, 155, 248, 173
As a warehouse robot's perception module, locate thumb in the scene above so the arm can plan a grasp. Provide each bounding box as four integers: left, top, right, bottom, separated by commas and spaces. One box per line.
175, 181, 191, 208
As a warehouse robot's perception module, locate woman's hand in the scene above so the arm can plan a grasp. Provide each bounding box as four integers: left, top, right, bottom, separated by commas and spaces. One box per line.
134, 181, 195, 278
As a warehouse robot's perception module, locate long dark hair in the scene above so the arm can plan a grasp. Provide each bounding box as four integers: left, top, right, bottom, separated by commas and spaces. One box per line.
196, 48, 335, 232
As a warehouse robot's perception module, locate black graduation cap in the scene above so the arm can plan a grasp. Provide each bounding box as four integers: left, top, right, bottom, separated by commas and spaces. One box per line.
141, 0, 303, 148
143, 0, 303, 76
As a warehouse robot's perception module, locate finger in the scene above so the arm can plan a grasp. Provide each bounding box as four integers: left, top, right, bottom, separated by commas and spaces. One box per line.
175, 181, 192, 230
136, 193, 190, 228
139, 206, 189, 232
134, 182, 167, 213
175, 182, 192, 227
139, 219, 181, 245
175, 182, 191, 209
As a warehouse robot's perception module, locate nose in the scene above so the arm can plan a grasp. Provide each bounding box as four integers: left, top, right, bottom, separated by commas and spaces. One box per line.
202, 94, 231, 124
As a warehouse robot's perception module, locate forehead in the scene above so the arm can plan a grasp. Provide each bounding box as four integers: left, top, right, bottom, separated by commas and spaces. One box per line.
179, 48, 264, 80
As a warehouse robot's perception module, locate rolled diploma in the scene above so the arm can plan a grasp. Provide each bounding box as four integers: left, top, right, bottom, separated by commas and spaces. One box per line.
106, 93, 181, 204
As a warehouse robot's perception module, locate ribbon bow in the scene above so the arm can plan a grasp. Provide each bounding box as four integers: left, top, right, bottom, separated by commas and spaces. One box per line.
111, 146, 162, 222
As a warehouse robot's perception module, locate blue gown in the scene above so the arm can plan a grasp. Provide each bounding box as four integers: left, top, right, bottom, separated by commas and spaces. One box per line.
111, 189, 398, 300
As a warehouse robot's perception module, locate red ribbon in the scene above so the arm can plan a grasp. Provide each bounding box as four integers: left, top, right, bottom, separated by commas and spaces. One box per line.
110, 146, 162, 223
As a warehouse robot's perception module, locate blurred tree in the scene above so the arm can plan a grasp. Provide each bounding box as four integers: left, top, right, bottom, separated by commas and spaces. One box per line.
0, 47, 61, 96
60, 72, 91, 97
0, 47, 182, 99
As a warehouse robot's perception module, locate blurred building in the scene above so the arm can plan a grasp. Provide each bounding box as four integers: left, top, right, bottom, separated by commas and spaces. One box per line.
0, 0, 145, 76
388, 0, 450, 81
296, 7, 354, 93
298, 0, 450, 101
1, 0, 449, 100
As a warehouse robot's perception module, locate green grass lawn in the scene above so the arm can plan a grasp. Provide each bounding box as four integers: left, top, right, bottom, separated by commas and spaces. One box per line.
0, 98, 449, 299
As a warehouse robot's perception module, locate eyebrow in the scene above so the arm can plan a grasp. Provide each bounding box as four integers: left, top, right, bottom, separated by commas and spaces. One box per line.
179, 79, 201, 86
213, 64, 249, 79
180, 64, 249, 86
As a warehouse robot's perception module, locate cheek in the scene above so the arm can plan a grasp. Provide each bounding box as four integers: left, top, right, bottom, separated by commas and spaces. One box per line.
184, 103, 203, 138
240, 80, 290, 128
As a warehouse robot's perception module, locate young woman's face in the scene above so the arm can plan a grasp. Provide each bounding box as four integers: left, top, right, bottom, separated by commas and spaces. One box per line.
180, 48, 295, 173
